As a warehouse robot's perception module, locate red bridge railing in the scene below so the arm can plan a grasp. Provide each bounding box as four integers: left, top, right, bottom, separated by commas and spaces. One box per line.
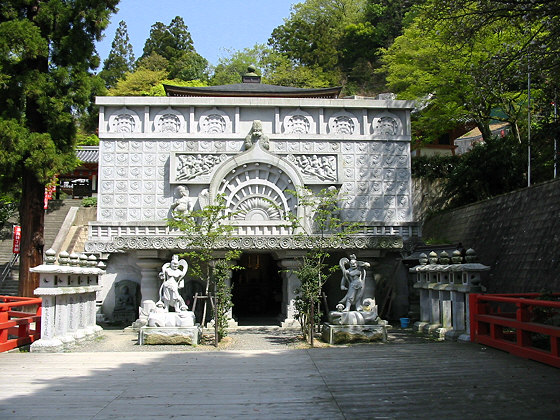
0, 296, 42, 352
470, 293, 560, 368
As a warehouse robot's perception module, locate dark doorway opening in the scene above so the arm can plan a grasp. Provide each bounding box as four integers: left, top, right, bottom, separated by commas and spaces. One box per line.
232, 253, 282, 326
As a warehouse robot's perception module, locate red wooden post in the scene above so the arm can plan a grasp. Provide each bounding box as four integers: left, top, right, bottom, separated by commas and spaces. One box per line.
469, 293, 479, 341
516, 302, 532, 348
0, 306, 8, 346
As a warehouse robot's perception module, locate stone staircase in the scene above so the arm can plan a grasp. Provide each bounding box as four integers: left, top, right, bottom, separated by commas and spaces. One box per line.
0, 199, 93, 296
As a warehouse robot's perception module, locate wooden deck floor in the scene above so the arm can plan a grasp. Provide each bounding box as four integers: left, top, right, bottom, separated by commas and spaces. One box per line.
0, 340, 558, 419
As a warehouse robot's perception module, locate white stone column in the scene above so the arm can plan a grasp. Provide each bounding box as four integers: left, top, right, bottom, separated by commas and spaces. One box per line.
137, 258, 162, 306
278, 258, 301, 328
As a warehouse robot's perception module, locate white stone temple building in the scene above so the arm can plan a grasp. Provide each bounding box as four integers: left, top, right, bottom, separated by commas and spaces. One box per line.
87, 72, 418, 326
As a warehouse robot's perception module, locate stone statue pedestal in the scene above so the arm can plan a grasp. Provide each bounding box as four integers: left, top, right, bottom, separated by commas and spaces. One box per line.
322, 324, 387, 344
139, 325, 201, 345
322, 309, 388, 345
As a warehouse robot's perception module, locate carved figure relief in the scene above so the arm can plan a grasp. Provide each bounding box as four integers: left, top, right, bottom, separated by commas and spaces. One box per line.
288, 154, 337, 182
199, 108, 230, 134
283, 111, 314, 134
108, 108, 141, 133
154, 108, 184, 133
372, 112, 402, 136
244, 120, 270, 150
329, 113, 358, 135
174, 153, 228, 181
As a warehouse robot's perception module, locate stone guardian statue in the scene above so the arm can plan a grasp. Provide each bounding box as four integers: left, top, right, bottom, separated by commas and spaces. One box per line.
339, 254, 370, 311
159, 255, 189, 312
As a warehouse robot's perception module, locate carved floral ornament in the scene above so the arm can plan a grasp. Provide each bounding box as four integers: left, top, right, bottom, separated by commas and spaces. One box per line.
85, 235, 403, 253
198, 108, 231, 134
108, 108, 141, 133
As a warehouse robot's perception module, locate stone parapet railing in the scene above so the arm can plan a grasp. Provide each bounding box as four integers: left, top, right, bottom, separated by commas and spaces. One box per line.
86, 221, 419, 254
410, 248, 489, 341
30, 249, 105, 352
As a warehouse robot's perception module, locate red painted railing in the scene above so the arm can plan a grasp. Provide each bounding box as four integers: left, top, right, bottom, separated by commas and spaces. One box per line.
470, 293, 560, 368
0, 296, 42, 352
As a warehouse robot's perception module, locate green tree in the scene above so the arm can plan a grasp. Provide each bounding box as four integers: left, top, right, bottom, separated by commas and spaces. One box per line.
99, 20, 135, 89
210, 44, 333, 88
381, 4, 535, 144
167, 194, 241, 344
268, 0, 366, 86
282, 186, 359, 346
139, 16, 208, 82
0, 0, 118, 296
339, 0, 417, 93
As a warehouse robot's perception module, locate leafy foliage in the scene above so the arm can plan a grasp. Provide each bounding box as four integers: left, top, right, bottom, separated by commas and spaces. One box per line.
411, 155, 459, 180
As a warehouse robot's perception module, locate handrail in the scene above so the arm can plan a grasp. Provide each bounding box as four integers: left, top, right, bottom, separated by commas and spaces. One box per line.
0, 295, 42, 352
470, 293, 560, 368
0, 253, 19, 291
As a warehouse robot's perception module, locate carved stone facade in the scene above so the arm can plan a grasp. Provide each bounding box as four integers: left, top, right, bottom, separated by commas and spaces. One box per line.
91, 94, 417, 325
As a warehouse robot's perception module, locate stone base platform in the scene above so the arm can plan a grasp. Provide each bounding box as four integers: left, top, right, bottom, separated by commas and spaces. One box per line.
139, 326, 201, 345
322, 323, 387, 345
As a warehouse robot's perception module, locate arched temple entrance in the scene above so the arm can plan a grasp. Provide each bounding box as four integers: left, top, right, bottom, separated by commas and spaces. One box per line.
232, 253, 282, 325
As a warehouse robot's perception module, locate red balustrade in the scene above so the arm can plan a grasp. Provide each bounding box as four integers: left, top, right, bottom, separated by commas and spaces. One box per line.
470, 293, 560, 368
0, 296, 42, 352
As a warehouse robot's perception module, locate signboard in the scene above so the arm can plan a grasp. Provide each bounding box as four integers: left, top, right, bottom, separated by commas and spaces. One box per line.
12, 225, 21, 254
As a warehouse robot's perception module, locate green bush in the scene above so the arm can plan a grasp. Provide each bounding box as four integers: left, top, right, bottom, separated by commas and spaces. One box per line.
81, 197, 97, 207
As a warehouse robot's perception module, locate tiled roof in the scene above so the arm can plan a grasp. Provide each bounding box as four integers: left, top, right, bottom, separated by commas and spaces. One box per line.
76, 146, 99, 163
163, 83, 342, 98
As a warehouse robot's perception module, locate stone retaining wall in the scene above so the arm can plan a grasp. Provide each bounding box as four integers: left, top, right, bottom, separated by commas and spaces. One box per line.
422, 178, 560, 293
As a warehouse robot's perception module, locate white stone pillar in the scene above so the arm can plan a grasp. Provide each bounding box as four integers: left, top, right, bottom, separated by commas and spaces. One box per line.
278, 258, 301, 328
137, 258, 162, 306
30, 294, 63, 352
363, 265, 376, 302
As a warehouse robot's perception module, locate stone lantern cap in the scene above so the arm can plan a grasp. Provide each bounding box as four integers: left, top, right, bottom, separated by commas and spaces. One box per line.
30, 248, 106, 276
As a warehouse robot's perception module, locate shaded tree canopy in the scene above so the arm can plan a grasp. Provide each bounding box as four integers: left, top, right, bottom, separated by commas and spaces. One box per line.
0, 0, 118, 295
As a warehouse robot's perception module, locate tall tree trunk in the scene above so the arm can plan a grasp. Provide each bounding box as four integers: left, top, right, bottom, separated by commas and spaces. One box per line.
18, 171, 45, 297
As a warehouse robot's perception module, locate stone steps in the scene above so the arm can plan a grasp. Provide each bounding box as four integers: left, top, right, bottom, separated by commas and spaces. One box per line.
0, 199, 87, 296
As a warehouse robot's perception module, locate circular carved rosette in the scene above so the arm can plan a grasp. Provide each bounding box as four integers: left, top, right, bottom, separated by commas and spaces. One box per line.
127, 238, 138, 249
164, 237, 175, 249
152, 238, 163, 249
139, 237, 150, 248
177, 238, 188, 249
354, 237, 367, 248
229, 238, 241, 249
241, 237, 253, 248
254, 237, 265, 249
280, 238, 291, 249
267, 237, 279, 248
292, 236, 305, 249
